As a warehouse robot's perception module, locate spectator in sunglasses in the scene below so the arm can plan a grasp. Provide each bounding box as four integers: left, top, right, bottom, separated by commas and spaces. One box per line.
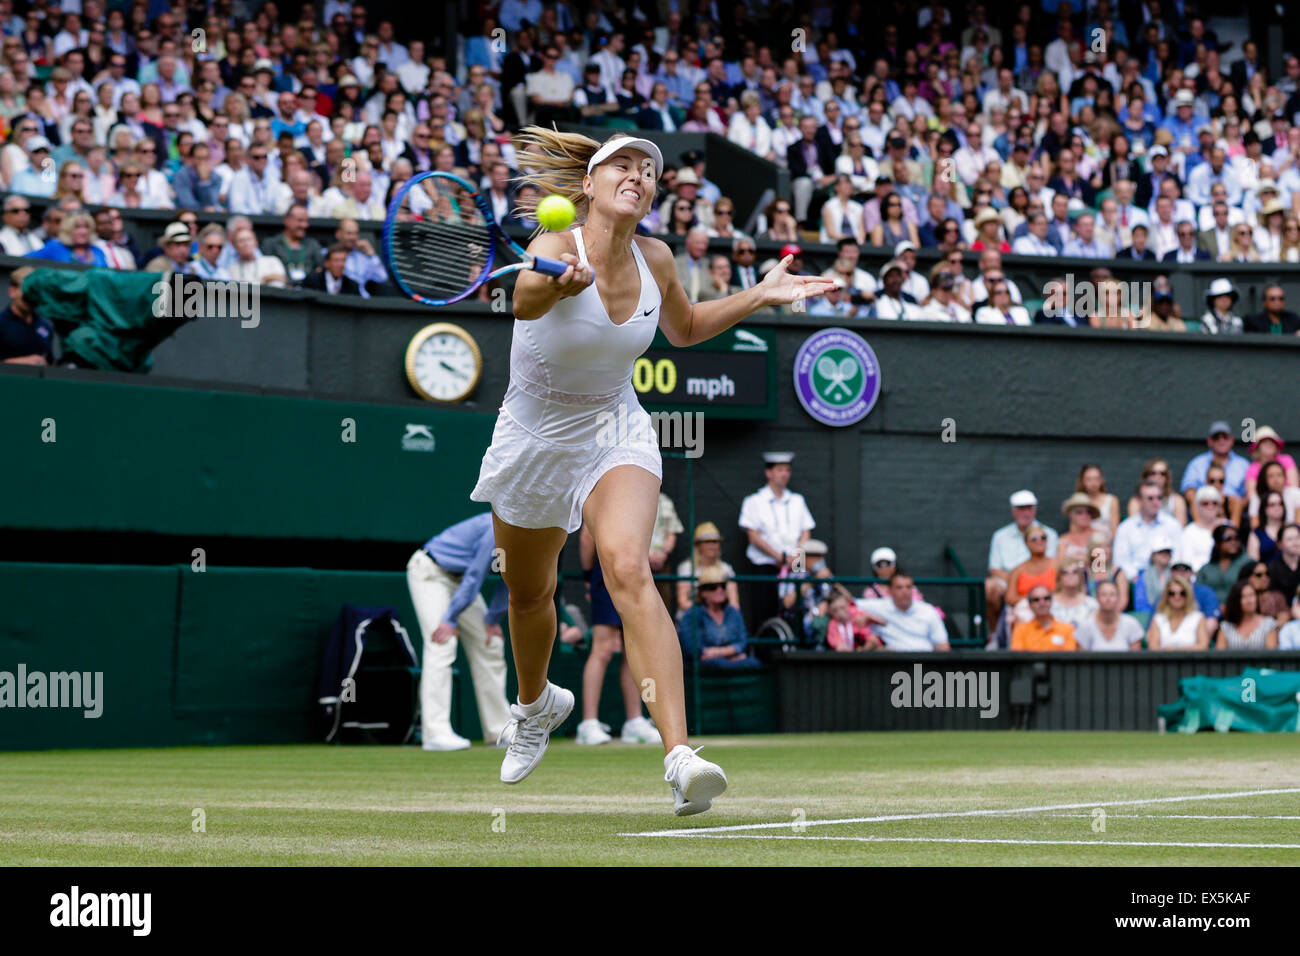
1245, 283, 1300, 334
763, 198, 800, 242
1199, 524, 1251, 607
1180, 420, 1249, 525
1011, 585, 1077, 651
677, 565, 761, 668
1146, 576, 1210, 650
1237, 561, 1289, 620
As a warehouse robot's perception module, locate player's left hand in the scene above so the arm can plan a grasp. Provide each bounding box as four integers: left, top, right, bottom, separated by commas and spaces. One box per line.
432, 622, 458, 644
757, 254, 838, 307
484, 623, 503, 644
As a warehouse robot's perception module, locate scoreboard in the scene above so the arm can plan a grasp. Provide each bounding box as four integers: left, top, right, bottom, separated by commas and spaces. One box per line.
634, 326, 776, 420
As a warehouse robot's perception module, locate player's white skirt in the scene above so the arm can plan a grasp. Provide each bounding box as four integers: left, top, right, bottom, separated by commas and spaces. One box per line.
471, 376, 662, 534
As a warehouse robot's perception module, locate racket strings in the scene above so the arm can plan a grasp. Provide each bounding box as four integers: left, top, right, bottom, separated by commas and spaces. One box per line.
389, 184, 493, 300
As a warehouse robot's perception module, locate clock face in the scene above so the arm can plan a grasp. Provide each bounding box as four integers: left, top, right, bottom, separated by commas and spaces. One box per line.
406, 323, 482, 402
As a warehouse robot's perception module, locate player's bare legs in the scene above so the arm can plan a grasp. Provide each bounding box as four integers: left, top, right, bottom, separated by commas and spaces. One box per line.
490, 514, 567, 705
491, 514, 575, 784
584, 464, 727, 814
582, 464, 687, 753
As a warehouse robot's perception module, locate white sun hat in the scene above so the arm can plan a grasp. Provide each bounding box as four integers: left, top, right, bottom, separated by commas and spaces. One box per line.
587, 136, 664, 179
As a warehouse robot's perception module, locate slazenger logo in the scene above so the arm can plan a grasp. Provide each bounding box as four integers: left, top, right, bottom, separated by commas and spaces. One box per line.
732, 329, 768, 351
50, 886, 151, 936
401, 424, 435, 452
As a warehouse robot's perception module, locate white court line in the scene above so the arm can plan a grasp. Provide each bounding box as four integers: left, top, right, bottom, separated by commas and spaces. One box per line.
620, 787, 1300, 838
627, 834, 1300, 850
1043, 813, 1300, 820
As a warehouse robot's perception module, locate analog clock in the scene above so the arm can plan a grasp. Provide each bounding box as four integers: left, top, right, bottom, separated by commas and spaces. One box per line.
404, 323, 483, 402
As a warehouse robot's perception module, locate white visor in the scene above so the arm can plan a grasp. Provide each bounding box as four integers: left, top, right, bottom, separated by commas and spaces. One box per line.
587, 137, 664, 179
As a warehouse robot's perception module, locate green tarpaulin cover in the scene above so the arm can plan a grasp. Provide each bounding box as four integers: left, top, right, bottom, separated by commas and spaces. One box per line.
1158, 668, 1300, 733
21, 267, 187, 373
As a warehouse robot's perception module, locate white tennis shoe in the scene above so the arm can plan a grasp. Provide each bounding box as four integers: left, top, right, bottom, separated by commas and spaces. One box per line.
664, 744, 727, 816
620, 715, 662, 744
500, 682, 574, 784
575, 719, 612, 745
422, 732, 471, 751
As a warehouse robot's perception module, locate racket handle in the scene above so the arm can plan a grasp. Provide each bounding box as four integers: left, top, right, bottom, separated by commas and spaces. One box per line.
533, 255, 577, 279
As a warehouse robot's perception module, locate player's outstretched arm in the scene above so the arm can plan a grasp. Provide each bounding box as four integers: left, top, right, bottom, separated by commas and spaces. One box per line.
643, 239, 837, 348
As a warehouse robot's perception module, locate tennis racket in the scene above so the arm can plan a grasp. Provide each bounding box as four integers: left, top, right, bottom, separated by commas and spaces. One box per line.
381, 171, 577, 307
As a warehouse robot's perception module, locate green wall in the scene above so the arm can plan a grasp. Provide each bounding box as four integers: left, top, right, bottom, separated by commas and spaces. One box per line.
0, 374, 494, 542
0, 561, 693, 750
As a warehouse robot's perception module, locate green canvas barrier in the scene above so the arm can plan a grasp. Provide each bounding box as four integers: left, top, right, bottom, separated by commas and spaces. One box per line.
1158, 668, 1300, 733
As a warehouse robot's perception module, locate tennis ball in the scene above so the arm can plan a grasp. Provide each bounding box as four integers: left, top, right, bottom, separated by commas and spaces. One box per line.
537, 194, 576, 231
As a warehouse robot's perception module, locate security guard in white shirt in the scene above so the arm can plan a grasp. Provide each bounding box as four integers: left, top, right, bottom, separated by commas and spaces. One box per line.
738, 451, 817, 627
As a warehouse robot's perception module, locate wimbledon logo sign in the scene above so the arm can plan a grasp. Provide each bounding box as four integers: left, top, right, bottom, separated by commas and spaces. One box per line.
792, 328, 880, 427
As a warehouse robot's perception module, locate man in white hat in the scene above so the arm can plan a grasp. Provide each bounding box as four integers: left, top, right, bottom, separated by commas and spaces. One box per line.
1160, 89, 1200, 155
1178, 485, 1227, 572
871, 259, 918, 319
1134, 145, 1173, 209
985, 490, 1057, 631
144, 221, 198, 273
739, 451, 816, 626
893, 240, 929, 301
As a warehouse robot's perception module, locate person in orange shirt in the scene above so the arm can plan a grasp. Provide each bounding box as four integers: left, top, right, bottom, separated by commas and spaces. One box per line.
1011, 585, 1078, 651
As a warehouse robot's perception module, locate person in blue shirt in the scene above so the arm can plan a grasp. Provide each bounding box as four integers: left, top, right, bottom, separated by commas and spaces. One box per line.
26, 212, 108, 267
677, 566, 761, 668
1159, 90, 1201, 155
1180, 420, 1251, 525
406, 512, 514, 751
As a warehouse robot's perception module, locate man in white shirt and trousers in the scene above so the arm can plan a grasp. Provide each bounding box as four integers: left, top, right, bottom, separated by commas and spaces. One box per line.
738, 451, 816, 629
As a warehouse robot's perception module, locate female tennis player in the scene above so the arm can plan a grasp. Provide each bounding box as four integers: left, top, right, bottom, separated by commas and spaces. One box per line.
472, 128, 835, 815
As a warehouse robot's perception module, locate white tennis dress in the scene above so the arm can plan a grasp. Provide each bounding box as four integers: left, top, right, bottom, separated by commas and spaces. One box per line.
471, 225, 664, 533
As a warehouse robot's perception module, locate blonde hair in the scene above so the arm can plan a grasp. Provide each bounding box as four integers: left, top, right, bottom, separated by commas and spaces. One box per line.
57, 211, 94, 245
1156, 576, 1192, 619
510, 126, 644, 238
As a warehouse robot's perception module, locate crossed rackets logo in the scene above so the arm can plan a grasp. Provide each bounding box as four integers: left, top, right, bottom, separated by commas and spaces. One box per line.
812, 349, 862, 403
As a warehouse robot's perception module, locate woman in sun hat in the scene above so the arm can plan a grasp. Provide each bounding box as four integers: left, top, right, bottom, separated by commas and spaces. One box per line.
969, 205, 1009, 252
675, 522, 739, 619
1058, 492, 1101, 566
1255, 198, 1286, 260
1199, 277, 1243, 334
1245, 426, 1299, 490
